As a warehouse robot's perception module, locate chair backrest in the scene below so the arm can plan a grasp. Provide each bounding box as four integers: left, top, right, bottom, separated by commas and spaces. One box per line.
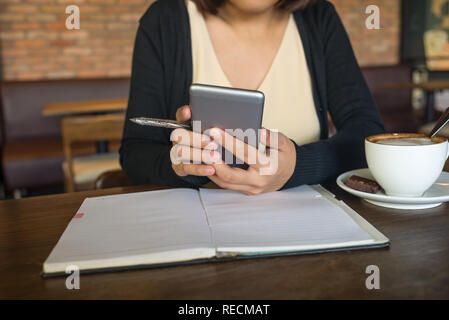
62, 113, 125, 144
95, 169, 131, 189
62, 113, 125, 191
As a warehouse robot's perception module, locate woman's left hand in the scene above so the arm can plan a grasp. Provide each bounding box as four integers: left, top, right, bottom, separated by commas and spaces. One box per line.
207, 128, 296, 195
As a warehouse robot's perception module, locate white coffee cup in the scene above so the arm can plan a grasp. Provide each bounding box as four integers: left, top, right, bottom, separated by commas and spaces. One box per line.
365, 133, 449, 197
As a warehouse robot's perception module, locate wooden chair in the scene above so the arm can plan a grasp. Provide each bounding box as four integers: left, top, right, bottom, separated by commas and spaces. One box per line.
62, 113, 125, 192
95, 169, 131, 189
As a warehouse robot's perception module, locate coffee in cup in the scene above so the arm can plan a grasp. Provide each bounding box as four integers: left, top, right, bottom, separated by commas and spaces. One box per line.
365, 133, 449, 197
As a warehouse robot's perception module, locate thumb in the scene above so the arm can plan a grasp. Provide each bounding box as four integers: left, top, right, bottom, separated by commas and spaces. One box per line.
176, 105, 191, 122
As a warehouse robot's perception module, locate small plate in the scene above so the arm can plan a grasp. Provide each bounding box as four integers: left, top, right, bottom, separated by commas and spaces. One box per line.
336, 168, 449, 210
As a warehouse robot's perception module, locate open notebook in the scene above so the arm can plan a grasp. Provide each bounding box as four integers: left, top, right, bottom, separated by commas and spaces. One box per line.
43, 185, 389, 276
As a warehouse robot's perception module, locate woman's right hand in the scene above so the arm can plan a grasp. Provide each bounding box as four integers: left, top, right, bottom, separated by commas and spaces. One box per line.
170, 105, 221, 177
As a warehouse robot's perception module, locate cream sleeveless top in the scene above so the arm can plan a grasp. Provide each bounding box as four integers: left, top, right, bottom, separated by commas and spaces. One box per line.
188, 1, 320, 146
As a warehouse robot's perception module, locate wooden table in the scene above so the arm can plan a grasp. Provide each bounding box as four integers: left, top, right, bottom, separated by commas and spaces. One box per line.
0, 183, 448, 299
42, 97, 128, 153
42, 98, 128, 116
379, 81, 449, 123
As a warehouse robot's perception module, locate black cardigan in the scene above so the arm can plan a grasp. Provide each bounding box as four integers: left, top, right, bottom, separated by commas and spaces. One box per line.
119, 0, 385, 189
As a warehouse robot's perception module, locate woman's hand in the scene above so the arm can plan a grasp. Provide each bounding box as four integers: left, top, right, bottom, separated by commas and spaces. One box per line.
170, 105, 220, 177
207, 128, 296, 195
170, 105, 296, 194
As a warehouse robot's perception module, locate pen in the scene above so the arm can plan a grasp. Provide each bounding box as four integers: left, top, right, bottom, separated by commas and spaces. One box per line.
130, 117, 192, 129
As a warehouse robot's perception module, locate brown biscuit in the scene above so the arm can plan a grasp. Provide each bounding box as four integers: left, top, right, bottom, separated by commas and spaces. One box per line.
345, 175, 381, 194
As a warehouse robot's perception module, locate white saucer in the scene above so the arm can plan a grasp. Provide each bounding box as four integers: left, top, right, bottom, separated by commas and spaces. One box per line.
336, 168, 449, 210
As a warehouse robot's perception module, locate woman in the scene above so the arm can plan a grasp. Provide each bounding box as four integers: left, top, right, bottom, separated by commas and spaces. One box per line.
120, 0, 385, 195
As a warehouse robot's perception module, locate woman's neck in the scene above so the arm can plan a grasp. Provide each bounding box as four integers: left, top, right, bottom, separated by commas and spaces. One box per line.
214, 3, 288, 39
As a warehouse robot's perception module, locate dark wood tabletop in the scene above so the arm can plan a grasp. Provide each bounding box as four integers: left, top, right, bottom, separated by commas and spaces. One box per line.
0, 183, 448, 299
42, 98, 128, 116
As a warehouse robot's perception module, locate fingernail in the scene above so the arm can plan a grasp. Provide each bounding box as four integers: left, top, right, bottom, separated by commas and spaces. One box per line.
210, 150, 221, 160
205, 142, 218, 150
202, 136, 211, 143
260, 129, 267, 142
210, 128, 222, 139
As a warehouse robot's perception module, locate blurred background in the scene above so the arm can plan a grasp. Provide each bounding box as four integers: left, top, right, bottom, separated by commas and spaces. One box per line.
0, 0, 447, 199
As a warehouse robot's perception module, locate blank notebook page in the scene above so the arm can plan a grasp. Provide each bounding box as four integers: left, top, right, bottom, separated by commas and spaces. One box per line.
199, 186, 374, 253
44, 189, 215, 273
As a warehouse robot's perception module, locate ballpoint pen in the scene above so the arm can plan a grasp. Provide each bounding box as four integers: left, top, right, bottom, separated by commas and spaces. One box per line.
130, 117, 192, 129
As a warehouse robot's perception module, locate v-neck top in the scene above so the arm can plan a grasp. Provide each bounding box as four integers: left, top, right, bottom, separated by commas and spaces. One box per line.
188, 0, 320, 146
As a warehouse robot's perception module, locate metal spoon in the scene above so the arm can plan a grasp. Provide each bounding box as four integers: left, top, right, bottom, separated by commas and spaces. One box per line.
429, 107, 449, 137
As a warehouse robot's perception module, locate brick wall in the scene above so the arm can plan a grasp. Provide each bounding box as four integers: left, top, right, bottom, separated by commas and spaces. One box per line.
0, 0, 154, 80
0, 0, 400, 81
332, 0, 401, 67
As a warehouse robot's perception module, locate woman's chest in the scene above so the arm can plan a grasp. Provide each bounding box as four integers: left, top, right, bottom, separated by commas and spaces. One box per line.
205, 20, 288, 90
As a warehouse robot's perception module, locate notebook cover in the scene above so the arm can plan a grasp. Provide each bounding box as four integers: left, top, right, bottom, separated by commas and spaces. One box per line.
41, 241, 389, 277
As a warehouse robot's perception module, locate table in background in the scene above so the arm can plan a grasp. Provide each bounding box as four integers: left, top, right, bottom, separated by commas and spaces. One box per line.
0, 183, 448, 299
379, 81, 449, 123
43, 97, 128, 153
379, 80, 449, 123
43, 98, 128, 116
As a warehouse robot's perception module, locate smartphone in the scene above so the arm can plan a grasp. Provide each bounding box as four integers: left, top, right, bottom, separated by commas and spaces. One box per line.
190, 84, 265, 167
